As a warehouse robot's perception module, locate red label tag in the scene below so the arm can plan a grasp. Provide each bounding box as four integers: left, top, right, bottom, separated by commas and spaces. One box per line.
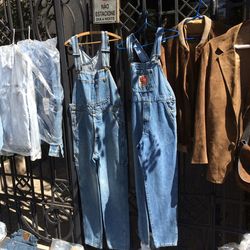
139, 75, 148, 86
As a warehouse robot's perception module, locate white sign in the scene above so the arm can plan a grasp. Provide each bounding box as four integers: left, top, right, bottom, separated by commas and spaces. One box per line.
93, 0, 120, 24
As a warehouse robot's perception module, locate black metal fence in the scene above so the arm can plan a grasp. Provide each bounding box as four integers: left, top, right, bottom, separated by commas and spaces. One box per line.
0, 0, 250, 249
0, 0, 82, 245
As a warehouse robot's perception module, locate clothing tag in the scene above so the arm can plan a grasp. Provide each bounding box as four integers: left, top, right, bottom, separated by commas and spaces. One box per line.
139, 75, 148, 87
43, 98, 50, 115
22, 231, 31, 241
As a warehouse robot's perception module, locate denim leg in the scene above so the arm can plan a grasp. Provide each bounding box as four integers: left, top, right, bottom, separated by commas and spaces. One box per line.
97, 108, 130, 250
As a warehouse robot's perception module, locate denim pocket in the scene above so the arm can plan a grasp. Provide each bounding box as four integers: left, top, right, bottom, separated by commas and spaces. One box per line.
132, 69, 155, 93
163, 98, 176, 120
77, 74, 111, 105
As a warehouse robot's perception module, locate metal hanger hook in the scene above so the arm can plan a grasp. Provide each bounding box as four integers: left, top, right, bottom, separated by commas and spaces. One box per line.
12, 28, 15, 44
28, 25, 31, 40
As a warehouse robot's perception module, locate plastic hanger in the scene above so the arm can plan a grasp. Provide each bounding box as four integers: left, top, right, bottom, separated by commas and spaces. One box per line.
234, 21, 250, 49
184, 0, 204, 24
184, 0, 204, 41
162, 0, 203, 42
64, 31, 122, 46
234, 44, 250, 49
117, 11, 179, 50
117, 10, 156, 50
131, 10, 179, 46
134, 10, 156, 35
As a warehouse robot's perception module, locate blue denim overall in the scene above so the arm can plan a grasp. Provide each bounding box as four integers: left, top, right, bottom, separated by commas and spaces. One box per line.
126, 28, 178, 248
69, 32, 130, 249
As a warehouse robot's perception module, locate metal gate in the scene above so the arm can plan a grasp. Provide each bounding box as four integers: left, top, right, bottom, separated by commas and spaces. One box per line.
0, 0, 82, 245
0, 0, 250, 249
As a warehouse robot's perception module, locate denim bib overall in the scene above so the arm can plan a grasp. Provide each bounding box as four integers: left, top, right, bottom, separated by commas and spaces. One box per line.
70, 32, 130, 249
126, 28, 178, 248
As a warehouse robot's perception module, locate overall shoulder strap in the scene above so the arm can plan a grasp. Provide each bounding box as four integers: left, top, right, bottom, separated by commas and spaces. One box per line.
151, 27, 164, 61
126, 33, 150, 63
101, 31, 110, 68
70, 35, 83, 71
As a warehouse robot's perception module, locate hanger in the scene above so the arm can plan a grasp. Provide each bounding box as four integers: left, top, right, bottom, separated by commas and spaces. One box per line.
183, 0, 204, 42
28, 25, 31, 40
117, 10, 152, 50
134, 10, 156, 35
234, 44, 250, 49
117, 10, 155, 50
234, 21, 250, 49
184, 0, 204, 24
117, 11, 179, 50
163, 0, 203, 42
64, 31, 121, 46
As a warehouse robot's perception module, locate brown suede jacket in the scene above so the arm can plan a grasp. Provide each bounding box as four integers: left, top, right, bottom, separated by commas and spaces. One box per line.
161, 16, 227, 154
192, 21, 250, 183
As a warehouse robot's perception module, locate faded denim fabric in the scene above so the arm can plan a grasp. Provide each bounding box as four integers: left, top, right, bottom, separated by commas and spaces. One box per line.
50, 239, 84, 250
3, 229, 37, 249
0, 44, 41, 160
18, 38, 64, 157
69, 32, 130, 249
126, 27, 178, 248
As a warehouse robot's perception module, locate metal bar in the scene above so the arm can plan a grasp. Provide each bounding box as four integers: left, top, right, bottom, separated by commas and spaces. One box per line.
175, 0, 179, 25
53, 0, 82, 243
0, 157, 13, 232
158, 0, 162, 26
221, 180, 226, 245
28, 0, 35, 39
15, 0, 25, 39
10, 157, 22, 228
28, 160, 39, 232
244, 0, 248, 20
3, 0, 8, 23
211, 185, 215, 249
5, 0, 13, 30
142, 0, 146, 12
247, 0, 250, 19
33, 0, 42, 40
50, 158, 55, 204
210, 0, 218, 19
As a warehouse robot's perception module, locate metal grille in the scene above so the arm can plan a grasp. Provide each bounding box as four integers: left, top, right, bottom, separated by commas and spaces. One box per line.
0, 0, 82, 245
0, 0, 250, 249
